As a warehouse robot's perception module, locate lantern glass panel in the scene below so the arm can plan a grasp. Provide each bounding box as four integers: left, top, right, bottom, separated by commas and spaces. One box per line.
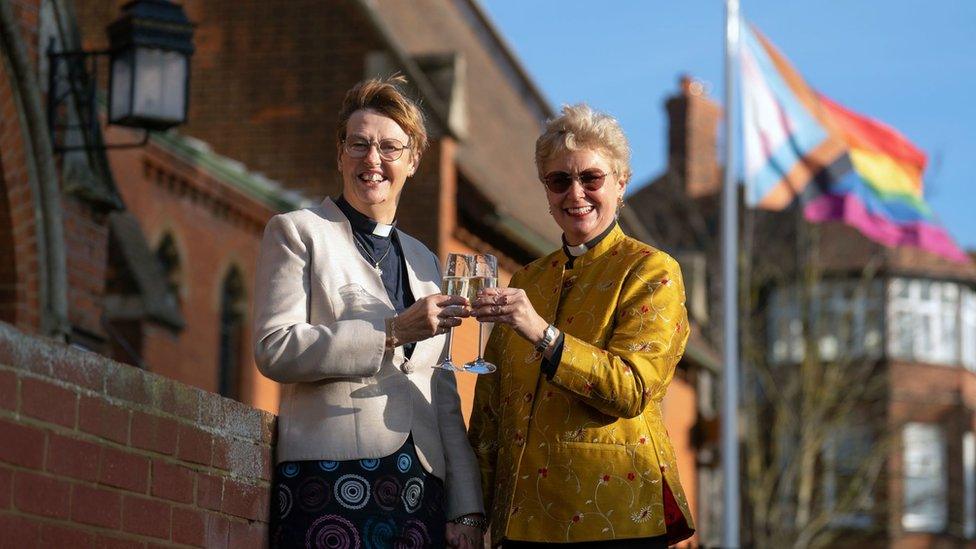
132, 47, 187, 124
109, 50, 134, 123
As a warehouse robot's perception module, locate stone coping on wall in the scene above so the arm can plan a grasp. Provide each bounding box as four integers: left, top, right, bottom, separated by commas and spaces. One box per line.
0, 321, 276, 547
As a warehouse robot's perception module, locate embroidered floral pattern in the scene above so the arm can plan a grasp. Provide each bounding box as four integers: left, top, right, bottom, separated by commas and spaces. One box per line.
631, 506, 652, 523
468, 229, 694, 544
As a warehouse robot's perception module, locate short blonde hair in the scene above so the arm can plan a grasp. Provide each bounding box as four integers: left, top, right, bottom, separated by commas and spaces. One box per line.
336, 75, 429, 160
535, 103, 632, 185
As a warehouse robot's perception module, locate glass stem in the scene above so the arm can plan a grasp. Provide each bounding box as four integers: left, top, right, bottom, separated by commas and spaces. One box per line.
445, 327, 454, 362
476, 322, 485, 360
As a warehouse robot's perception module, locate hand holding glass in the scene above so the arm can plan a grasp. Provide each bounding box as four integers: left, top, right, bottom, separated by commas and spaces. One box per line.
435, 253, 474, 371
463, 254, 498, 374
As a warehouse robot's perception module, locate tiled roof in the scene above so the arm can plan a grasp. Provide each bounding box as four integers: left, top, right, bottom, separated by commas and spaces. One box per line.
368, 0, 562, 248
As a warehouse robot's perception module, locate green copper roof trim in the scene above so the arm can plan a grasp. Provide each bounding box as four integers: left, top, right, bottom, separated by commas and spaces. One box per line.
149, 130, 313, 212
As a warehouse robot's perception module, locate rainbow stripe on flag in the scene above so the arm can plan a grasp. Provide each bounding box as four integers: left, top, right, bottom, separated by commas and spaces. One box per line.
740, 22, 968, 263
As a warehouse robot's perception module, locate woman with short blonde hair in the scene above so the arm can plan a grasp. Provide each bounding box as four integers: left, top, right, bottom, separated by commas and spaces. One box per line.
534, 103, 632, 186
469, 104, 695, 548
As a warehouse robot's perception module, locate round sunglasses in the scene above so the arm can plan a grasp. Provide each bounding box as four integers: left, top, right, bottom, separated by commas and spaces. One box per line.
541, 169, 613, 193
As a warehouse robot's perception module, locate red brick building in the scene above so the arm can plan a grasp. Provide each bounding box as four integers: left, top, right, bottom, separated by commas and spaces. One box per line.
1, 2, 276, 544
625, 76, 976, 547
75, 0, 716, 436
1, 0, 717, 544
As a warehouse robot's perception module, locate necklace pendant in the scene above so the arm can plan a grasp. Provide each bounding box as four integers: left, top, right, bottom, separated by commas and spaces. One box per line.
375, 264, 383, 276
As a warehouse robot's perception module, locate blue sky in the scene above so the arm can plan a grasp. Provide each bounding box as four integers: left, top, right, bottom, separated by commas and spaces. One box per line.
481, 0, 976, 249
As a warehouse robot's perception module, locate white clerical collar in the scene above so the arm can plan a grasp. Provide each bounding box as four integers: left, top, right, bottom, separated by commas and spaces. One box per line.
372, 222, 394, 237
563, 222, 618, 258
566, 242, 589, 257
335, 195, 397, 238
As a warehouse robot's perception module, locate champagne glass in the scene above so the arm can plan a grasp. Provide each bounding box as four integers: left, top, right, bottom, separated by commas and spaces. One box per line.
434, 253, 474, 370
463, 254, 498, 374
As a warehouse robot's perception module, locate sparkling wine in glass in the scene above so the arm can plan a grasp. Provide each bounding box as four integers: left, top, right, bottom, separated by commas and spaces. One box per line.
434, 253, 474, 370
464, 254, 498, 374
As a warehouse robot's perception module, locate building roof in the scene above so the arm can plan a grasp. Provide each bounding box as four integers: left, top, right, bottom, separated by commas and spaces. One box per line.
366, 0, 563, 249
149, 131, 314, 213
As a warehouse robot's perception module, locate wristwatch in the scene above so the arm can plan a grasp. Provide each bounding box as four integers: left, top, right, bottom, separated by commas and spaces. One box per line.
534, 323, 558, 354
384, 316, 400, 349
452, 514, 488, 532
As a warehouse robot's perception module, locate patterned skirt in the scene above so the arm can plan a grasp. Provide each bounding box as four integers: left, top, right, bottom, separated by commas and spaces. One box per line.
269, 435, 446, 548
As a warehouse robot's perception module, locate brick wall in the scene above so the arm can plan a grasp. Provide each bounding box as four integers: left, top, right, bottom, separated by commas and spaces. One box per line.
396, 138, 449, 253
0, 150, 15, 326
103, 127, 280, 414
0, 2, 42, 334
0, 321, 274, 547
63, 195, 109, 344
75, 0, 387, 203
2, 0, 116, 345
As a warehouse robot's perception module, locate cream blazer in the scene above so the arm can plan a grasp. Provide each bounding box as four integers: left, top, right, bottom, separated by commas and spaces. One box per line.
252, 197, 483, 518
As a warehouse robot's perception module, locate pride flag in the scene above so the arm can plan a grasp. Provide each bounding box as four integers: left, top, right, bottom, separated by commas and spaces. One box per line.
740, 22, 968, 263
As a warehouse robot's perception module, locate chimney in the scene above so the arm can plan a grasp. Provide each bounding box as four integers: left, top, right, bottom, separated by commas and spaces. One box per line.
666, 75, 722, 199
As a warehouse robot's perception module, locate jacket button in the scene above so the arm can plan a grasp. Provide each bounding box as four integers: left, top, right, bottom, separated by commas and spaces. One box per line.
401, 361, 414, 374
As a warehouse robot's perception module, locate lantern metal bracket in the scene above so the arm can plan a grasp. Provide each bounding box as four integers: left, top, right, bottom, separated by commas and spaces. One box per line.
46, 40, 151, 153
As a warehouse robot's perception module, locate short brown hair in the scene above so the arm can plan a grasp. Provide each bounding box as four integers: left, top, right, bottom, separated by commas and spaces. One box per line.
335, 75, 429, 160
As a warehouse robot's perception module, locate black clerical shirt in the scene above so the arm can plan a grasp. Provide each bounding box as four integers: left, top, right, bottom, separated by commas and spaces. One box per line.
335, 195, 416, 357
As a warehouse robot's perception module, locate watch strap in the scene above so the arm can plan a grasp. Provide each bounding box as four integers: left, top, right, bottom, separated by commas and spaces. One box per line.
534, 324, 556, 354
452, 515, 488, 532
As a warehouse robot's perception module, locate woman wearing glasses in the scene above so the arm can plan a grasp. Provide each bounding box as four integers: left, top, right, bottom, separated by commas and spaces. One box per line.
468, 104, 695, 548
254, 76, 485, 548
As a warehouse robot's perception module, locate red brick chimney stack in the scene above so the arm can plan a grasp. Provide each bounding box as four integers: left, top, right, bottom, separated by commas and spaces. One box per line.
666, 74, 722, 199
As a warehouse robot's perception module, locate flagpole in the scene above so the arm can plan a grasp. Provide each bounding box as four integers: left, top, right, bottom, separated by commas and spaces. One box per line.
722, 0, 741, 547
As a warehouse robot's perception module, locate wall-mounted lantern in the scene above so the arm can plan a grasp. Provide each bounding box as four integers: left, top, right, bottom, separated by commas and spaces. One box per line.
47, 0, 195, 152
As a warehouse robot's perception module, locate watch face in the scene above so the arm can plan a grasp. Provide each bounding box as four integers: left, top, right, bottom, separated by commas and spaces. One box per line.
536, 325, 555, 352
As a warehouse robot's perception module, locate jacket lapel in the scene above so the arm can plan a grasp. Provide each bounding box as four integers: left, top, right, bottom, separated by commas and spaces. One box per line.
317, 197, 407, 364
399, 234, 446, 370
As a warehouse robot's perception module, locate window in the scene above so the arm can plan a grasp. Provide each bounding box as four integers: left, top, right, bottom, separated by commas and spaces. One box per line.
696, 466, 723, 548
965, 432, 976, 538
156, 233, 182, 311
768, 286, 804, 364
822, 423, 875, 528
962, 287, 976, 371
767, 280, 883, 364
888, 279, 961, 365
902, 423, 947, 532
218, 267, 246, 400
818, 281, 883, 361
697, 369, 716, 418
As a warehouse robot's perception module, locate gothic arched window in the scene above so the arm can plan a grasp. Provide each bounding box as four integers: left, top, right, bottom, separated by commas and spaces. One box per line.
218, 266, 246, 400
155, 233, 182, 311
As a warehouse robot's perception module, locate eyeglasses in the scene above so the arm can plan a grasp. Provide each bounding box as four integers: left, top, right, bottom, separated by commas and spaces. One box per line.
342, 137, 411, 162
541, 169, 612, 193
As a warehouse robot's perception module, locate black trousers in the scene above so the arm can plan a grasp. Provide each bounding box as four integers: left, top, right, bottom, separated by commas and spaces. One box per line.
501, 534, 669, 549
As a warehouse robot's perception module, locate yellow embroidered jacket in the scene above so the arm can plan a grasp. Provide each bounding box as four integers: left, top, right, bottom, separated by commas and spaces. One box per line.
468, 225, 694, 545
